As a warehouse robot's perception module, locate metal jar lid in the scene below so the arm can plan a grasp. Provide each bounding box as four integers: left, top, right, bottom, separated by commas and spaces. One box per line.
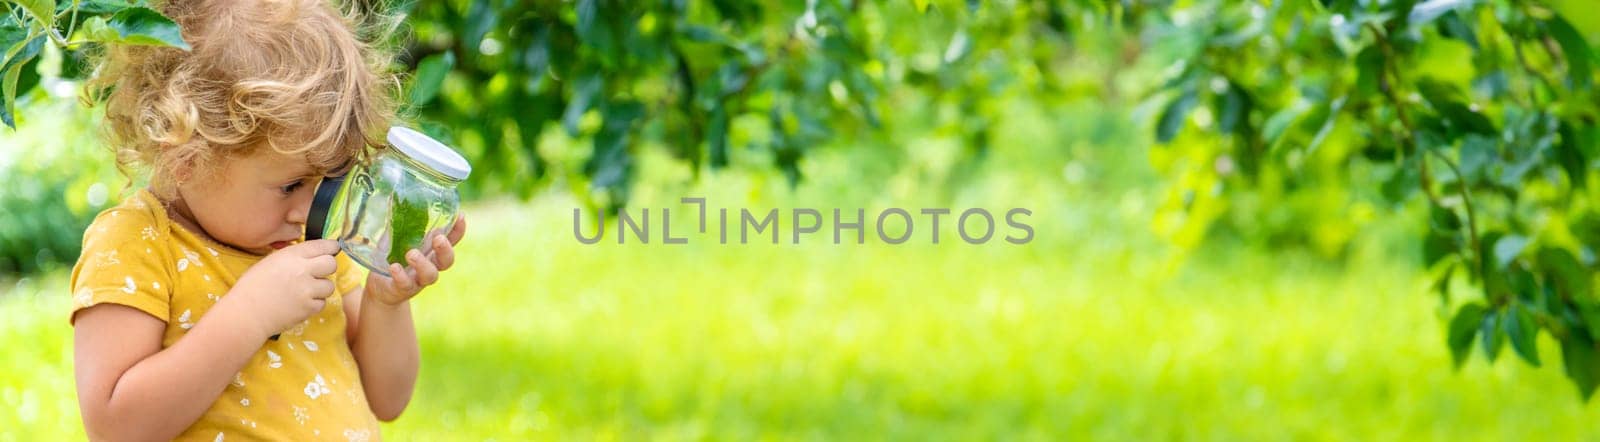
387, 126, 471, 181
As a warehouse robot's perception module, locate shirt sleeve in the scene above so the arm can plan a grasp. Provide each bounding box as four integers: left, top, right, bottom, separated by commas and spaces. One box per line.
69, 209, 175, 325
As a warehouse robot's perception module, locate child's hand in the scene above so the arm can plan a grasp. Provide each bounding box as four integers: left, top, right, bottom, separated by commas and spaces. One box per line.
365, 215, 467, 305
223, 239, 341, 338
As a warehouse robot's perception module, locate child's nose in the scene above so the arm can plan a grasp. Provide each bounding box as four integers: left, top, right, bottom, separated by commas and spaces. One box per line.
287, 188, 314, 225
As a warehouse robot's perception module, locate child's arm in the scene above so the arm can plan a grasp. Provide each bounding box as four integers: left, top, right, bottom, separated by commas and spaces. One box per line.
347, 216, 466, 421
73, 302, 273, 441
344, 287, 419, 421
73, 240, 342, 441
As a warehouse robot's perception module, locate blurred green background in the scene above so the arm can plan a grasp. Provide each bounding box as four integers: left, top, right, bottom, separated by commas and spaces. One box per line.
6, 0, 1600, 439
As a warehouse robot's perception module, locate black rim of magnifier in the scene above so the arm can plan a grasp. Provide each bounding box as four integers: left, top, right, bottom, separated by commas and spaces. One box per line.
272, 173, 345, 341
304, 173, 345, 241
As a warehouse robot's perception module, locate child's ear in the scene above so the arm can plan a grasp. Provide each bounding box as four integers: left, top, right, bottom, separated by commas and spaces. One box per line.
172, 162, 193, 185
171, 157, 207, 188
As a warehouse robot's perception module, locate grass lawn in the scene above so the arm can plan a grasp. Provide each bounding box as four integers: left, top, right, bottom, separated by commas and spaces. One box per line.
3, 90, 1596, 440
4, 181, 1598, 440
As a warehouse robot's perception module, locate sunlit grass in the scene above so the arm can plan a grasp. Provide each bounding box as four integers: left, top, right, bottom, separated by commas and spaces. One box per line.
3, 90, 1596, 440
5, 183, 1597, 440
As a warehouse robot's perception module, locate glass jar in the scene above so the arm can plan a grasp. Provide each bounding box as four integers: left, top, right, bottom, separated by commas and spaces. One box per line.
305, 126, 471, 277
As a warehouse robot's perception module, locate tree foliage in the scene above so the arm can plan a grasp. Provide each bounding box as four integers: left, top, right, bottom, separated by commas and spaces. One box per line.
391, 0, 1097, 211
1150, 0, 1600, 400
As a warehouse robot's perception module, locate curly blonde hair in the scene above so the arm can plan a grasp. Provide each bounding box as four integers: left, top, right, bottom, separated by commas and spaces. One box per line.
89, 0, 401, 198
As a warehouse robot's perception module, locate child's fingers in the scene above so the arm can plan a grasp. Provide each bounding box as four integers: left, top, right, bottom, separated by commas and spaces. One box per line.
388, 263, 417, 294
445, 214, 467, 245
408, 249, 439, 287
431, 235, 455, 271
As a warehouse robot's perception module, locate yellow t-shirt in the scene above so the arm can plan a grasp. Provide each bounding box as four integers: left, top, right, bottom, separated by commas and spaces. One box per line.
69, 189, 381, 441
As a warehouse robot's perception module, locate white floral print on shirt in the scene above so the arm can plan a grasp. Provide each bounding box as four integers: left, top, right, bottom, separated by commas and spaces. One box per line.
92, 250, 120, 269
74, 287, 92, 307
305, 374, 331, 399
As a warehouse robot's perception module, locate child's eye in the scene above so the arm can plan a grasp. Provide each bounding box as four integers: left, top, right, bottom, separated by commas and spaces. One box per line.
281, 181, 305, 195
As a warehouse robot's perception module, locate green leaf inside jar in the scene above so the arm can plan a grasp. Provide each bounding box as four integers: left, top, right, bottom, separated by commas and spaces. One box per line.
388, 194, 430, 265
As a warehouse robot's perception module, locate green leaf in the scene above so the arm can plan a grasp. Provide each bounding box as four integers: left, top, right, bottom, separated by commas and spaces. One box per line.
843, 67, 880, 128
512, 92, 558, 181
562, 72, 602, 136
1, 31, 43, 79
711, 61, 748, 100
1456, 134, 1496, 185
1482, 255, 1514, 305
1380, 155, 1420, 205
1560, 333, 1600, 401
1354, 45, 1383, 98
1, 61, 24, 129
574, 0, 614, 58
1579, 308, 1600, 349
1449, 303, 1486, 368
1509, 265, 1539, 303
1543, 276, 1572, 325
707, 104, 729, 169
56, 0, 135, 15
91, 7, 190, 50
1542, 247, 1593, 302
1557, 121, 1588, 188
386, 194, 430, 265
1434, 262, 1456, 304
1262, 103, 1307, 144
1492, 234, 1530, 269
460, 0, 498, 51
1155, 89, 1196, 143
943, 30, 972, 65
585, 100, 641, 198
1, 34, 45, 129
13, 0, 57, 28
576, 0, 599, 35
1480, 307, 1506, 362
1304, 97, 1345, 156
1215, 80, 1250, 134
1423, 230, 1458, 267
1385, 0, 1420, 29
678, 24, 729, 46
410, 51, 455, 106
1416, 78, 1494, 136
1491, 109, 1556, 188
1506, 302, 1541, 366
517, 20, 551, 76
14, 53, 38, 97
1429, 204, 1462, 232
769, 106, 803, 187
1435, 11, 1479, 51
1545, 15, 1594, 91
0, 15, 24, 48
74, 16, 112, 42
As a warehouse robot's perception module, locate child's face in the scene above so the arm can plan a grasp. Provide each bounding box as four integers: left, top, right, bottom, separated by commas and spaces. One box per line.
176, 148, 335, 256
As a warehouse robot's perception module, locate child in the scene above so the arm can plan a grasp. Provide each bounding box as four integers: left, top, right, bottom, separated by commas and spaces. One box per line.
68, 0, 465, 440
